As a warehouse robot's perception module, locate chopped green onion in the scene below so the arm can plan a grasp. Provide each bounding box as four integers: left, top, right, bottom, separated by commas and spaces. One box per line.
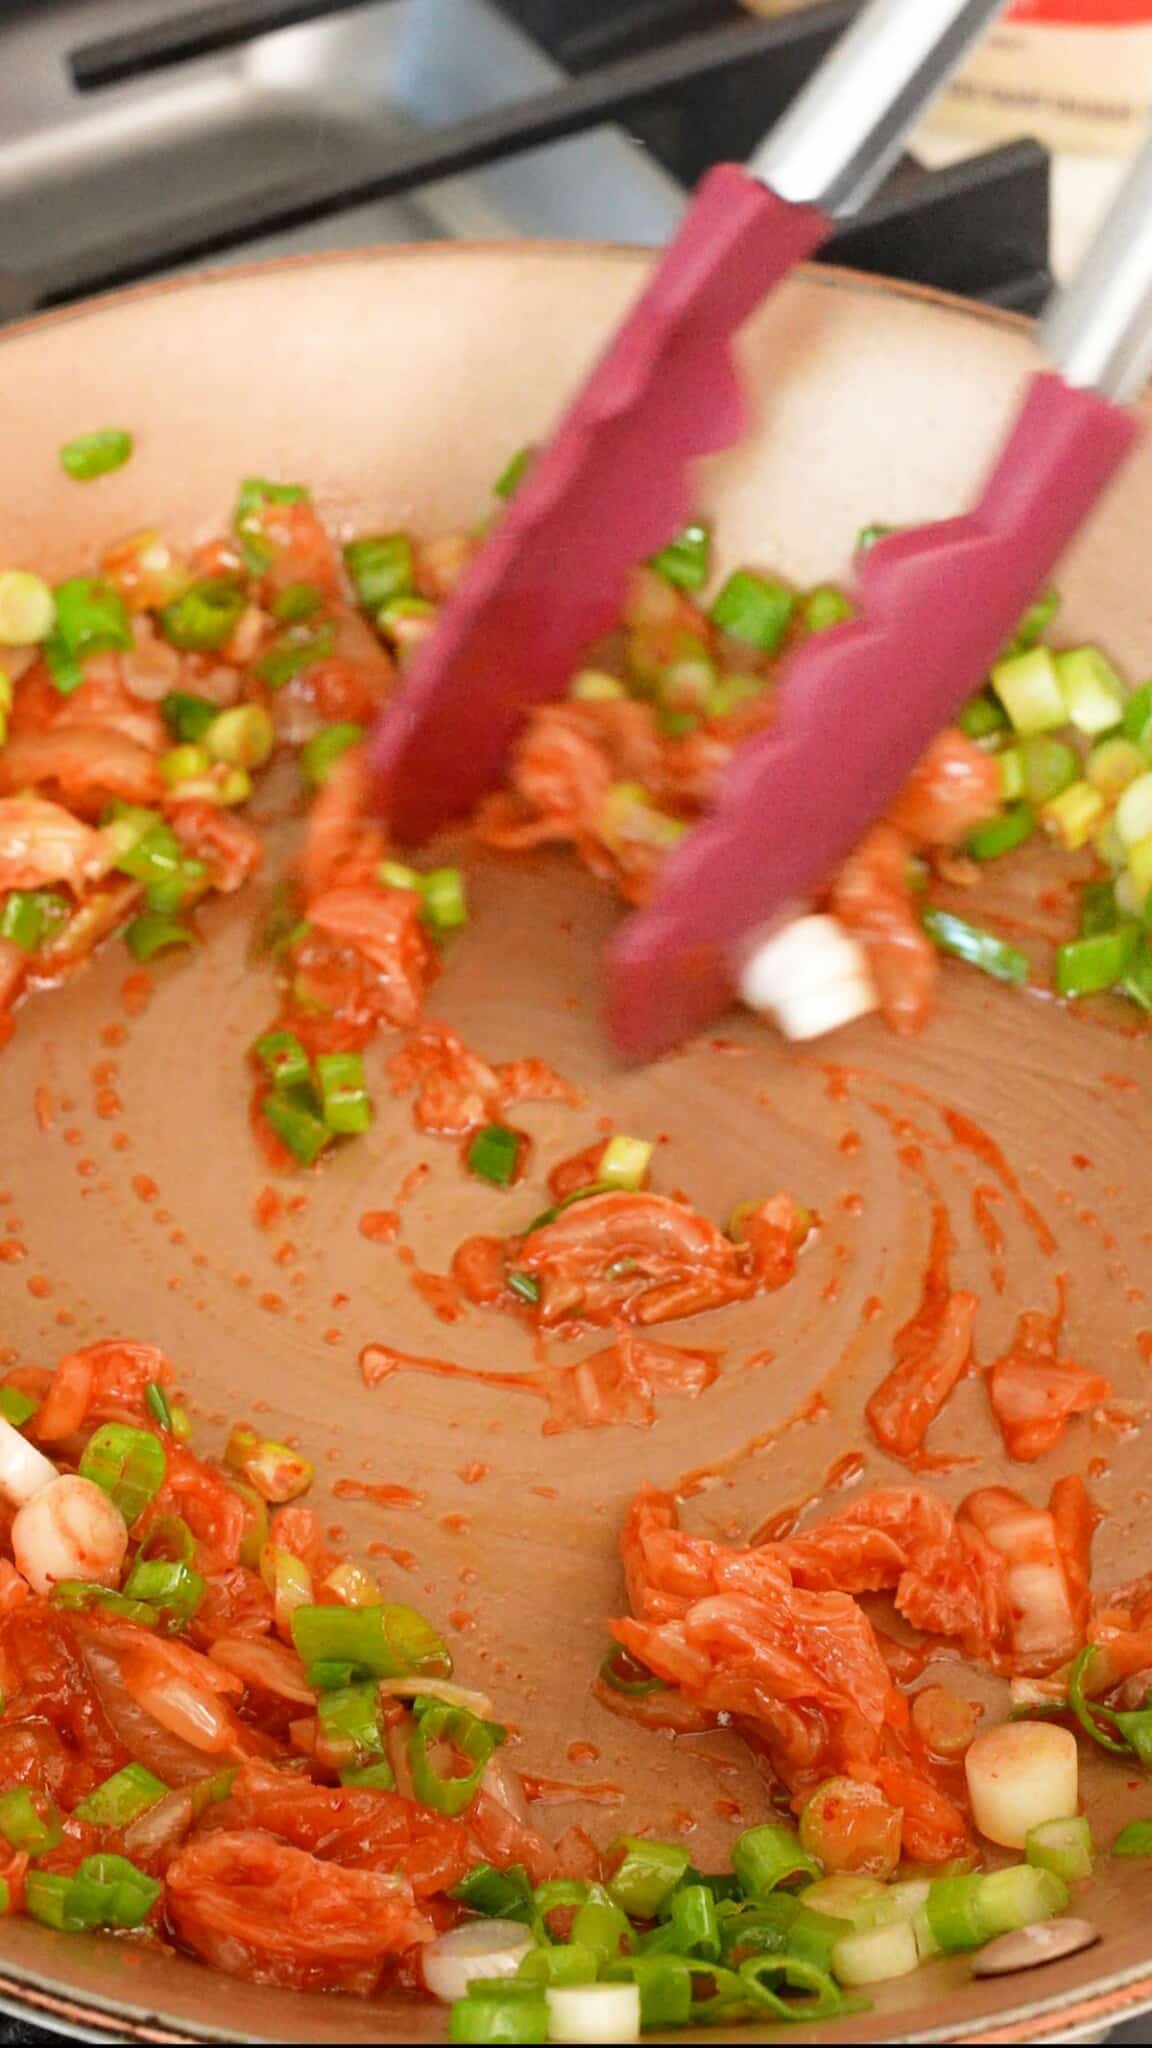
78, 1422, 165, 1525
0, 890, 69, 952
1003, 587, 1059, 656
832, 1919, 919, 1986
494, 447, 534, 501
161, 691, 217, 744
923, 1872, 985, 1953
316, 1050, 374, 1136
51, 1582, 157, 1626
960, 692, 1010, 741
317, 1682, 385, 1763
421, 866, 469, 935
0, 1788, 62, 1856
975, 1865, 1068, 1937
507, 1271, 540, 1306
1025, 1815, 1094, 1883
377, 594, 437, 657
123, 911, 195, 963
1020, 736, 1079, 804
1116, 770, 1152, 848
60, 429, 134, 482
0, 570, 55, 647
1113, 1821, 1152, 1857
160, 743, 211, 788
448, 1987, 548, 2044
644, 1883, 718, 1960
709, 569, 795, 653
804, 585, 855, 633
451, 1863, 535, 1924
122, 1557, 205, 1621
1080, 880, 1119, 937
606, 1837, 689, 1919
991, 647, 1067, 735
569, 669, 627, 703
233, 478, 309, 572
703, 672, 762, 720
650, 521, 711, 592
1042, 778, 1106, 851
0, 1387, 38, 1429
344, 534, 414, 611
1122, 935, 1152, 1011
253, 1029, 312, 1092
112, 816, 184, 886
921, 907, 1028, 986
27, 1854, 160, 1933
598, 1644, 665, 1695
272, 581, 325, 624
603, 1955, 693, 2027
856, 522, 895, 554
253, 625, 336, 690
732, 1824, 820, 1897
597, 1136, 652, 1191
1056, 645, 1126, 735
291, 1602, 452, 1682
967, 803, 1035, 861
75, 1765, 168, 1829
466, 1124, 524, 1187
409, 1699, 502, 1817
145, 1381, 173, 1432
261, 1089, 332, 1166
340, 1760, 397, 1790
46, 577, 133, 692
1055, 926, 1138, 999
570, 1894, 631, 1963
138, 1514, 196, 1566
301, 721, 364, 788
160, 579, 246, 652
205, 704, 275, 769
1123, 680, 1152, 748
739, 1952, 851, 2018
517, 1943, 597, 1986
1087, 737, 1146, 799
225, 1426, 314, 1503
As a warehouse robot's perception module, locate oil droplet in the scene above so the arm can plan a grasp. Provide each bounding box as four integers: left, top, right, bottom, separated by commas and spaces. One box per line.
132, 1175, 159, 1203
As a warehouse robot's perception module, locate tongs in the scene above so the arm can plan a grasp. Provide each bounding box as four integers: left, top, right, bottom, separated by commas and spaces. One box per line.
370, 0, 1008, 825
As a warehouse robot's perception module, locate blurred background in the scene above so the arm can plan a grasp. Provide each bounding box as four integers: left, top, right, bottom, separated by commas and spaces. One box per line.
2, 0, 1149, 334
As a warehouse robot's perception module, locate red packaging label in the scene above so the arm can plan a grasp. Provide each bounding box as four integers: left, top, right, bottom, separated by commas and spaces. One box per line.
1008, 1, 1152, 20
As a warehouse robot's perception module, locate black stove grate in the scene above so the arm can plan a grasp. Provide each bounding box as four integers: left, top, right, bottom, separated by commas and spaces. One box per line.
0, 0, 1050, 324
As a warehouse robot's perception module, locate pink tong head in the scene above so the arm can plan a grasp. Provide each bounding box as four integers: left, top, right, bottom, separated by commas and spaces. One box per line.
371, 0, 1008, 846
608, 121, 1152, 1057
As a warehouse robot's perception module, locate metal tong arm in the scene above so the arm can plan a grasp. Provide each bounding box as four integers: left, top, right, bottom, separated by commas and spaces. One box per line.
1042, 124, 1152, 404
749, 0, 1008, 218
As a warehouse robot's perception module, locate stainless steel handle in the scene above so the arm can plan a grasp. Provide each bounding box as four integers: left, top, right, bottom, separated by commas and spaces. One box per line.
1040, 126, 1152, 404
748, 0, 1008, 218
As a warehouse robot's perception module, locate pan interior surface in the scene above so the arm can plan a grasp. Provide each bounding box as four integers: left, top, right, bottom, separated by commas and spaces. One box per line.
3, 247, 1152, 2044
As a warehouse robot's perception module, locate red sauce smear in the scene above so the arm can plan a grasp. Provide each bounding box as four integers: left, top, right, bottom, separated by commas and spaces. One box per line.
360, 1210, 399, 1246
941, 1107, 1056, 1258
865, 1203, 978, 1464
519, 1775, 625, 1808
120, 971, 152, 1017
334, 1479, 426, 1511
360, 1334, 722, 1436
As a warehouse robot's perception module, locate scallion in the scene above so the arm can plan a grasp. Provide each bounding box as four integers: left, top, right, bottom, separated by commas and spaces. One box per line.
261, 1089, 332, 1166
317, 1682, 385, 1764
253, 1029, 312, 1092
921, 907, 1028, 986
122, 1557, 205, 1621
78, 1422, 165, 1525
606, 1837, 688, 1919
0, 890, 69, 953
494, 447, 534, 500
709, 569, 795, 654
315, 1050, 374, 1136
26, 1854, 160, 1933
1025, 1815, 1094, 1883
205, 704, 275, 770
466, 1124, 523, 1187
253, 624, 336, 691
75, 1764, 167, 1829
160, 579, 246, 653
731, 1824, 820, 1897
0, 1788, 62, 1856
650, 521, 711, 592
967, 803, 1035, 861
60, 429, 134, 482
0, 1387, 38, 1429
272, 581, 325, 624
991, 647, 1067, 735
161, 691, 217, 744
344, 534, 413, 611
123, 911, 195, 963
46, 576, 133, 693
233, 477, 309, 572
291, 1601, 452, 1681
0, 570, 54, 647
804, 584, 855, 633
410, 1699, 503, 1817
1055, 926, 1138, 1000
452, 1863, 535, 1923
145, 1381, 173, 1432
300, 721, 363, 788
421, 867, 468, 935
1113, 1821, 1152, 1857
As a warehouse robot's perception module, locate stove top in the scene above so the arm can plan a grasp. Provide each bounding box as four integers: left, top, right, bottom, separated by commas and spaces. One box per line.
0, 0, 1050, 323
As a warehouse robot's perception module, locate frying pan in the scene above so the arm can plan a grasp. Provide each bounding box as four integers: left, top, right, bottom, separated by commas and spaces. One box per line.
4, 244, 1152, 2044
